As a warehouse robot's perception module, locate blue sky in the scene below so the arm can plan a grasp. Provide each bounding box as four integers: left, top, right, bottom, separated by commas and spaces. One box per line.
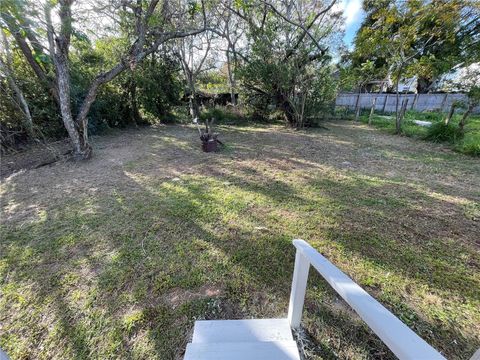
340, 0, 365, 48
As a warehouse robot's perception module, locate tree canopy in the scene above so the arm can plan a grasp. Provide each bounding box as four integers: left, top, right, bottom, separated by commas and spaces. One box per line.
344, 0, 480, 93
1, 0, 344, 156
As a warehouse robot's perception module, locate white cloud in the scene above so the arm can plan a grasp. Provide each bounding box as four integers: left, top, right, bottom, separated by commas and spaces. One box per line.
340, 0, 363, 26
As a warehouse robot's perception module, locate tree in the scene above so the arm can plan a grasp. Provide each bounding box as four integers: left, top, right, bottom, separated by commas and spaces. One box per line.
409, 0, 480, 92
236, 0, 341, 127
1, 0, 210, 159
352, 0, 479, 94
348, 0, 480, 133
213, 1, 245, 106
352, 1, 445, 132
175, 31, 215, 120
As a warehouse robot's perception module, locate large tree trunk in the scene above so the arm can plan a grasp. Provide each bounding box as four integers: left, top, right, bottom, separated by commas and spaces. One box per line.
277, 92, 296, 127
56, 55, 92, 159
47, 1, 92, 160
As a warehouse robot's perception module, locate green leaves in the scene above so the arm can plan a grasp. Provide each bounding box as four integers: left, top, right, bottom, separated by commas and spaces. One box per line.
350, 0, 477, 88
72, 29, 90, 44
188, 1, 200, 19
33, 52, 51, 64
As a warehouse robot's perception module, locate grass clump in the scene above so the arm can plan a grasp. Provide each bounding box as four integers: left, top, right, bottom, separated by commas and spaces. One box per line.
424, 121, 463, 143
455, 133, 480, 156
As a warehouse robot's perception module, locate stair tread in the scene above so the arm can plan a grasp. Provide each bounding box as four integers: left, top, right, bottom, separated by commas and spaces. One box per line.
192, 318, 293, 343
184, 340, 301, 360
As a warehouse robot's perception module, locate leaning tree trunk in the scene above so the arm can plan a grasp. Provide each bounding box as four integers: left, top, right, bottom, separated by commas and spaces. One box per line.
444, 103, 456, 125
0, 58, 34, 137
459, 105, 472, 134
394, 66, 405, 134
276, 92, 296, 127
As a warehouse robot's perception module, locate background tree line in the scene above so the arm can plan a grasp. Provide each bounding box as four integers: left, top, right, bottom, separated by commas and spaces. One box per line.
1, 0, 478, 159
0, 0, 343, 159
339, 0, 479, 132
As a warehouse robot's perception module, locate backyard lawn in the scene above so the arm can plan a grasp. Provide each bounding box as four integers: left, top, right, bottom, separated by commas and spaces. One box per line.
1, 121, 479, 359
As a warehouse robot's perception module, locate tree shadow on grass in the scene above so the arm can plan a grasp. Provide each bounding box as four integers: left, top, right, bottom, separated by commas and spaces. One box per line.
1, 122, 479, 359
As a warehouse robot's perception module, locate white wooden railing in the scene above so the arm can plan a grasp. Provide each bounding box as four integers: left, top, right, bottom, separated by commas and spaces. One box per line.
287, 239, 446, 360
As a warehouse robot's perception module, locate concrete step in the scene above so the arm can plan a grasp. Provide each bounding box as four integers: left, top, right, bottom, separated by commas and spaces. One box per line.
191, 318, 293, 343
184, 340, 301, 360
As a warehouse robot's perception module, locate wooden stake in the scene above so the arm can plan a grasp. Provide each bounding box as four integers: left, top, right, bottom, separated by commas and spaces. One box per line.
382, 94, 389, 113
368, 97, 377, 125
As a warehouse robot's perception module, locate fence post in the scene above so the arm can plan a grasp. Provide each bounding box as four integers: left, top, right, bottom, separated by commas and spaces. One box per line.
412, 93, 418, 109
354, 93, 361, 121
441, 93, 448, 112
382, 94, 389, 113
288, 250, 310, 328
368, 97, 377, 125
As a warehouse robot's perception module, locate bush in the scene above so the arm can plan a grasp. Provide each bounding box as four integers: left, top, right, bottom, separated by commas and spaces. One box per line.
424, 121, 463, 143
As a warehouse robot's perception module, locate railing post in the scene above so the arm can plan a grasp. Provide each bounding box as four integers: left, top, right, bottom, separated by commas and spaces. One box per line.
287, 249, 310, 328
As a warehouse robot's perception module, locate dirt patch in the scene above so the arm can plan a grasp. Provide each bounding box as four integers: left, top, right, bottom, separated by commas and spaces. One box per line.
0, 139, 71, 179
163, 284, 225, 309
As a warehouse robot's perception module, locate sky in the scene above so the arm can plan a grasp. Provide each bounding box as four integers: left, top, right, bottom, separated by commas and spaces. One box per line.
340, 0, 365, 48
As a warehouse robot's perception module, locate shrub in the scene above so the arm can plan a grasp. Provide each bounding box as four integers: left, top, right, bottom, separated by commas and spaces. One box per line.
424, 121, 463, 143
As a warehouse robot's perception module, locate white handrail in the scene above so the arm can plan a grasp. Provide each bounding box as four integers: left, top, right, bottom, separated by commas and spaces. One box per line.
288, 239, 446, 360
